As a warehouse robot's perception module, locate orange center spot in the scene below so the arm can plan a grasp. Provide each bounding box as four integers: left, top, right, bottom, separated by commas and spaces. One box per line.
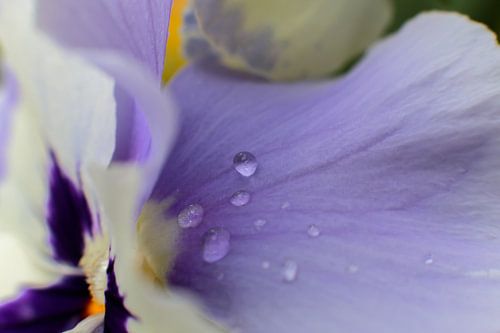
163, 0, 189, 82
84, 298, 106, 317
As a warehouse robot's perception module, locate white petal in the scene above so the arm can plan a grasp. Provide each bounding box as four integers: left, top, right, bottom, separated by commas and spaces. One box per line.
64, 314, 104, 333
89, 165, 227, 333
192, 0, 393, 80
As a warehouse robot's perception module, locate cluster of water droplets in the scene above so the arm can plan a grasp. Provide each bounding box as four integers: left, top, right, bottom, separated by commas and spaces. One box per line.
175, 151, 259, 265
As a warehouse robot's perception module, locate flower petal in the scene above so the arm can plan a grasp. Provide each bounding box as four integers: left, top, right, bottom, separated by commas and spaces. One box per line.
0, 66, 17, 181
191, 0, 393, 80
37, 0, 173, 77
158, 13, 500, 333
0, 276, 89, 333
88, 165, 227, 332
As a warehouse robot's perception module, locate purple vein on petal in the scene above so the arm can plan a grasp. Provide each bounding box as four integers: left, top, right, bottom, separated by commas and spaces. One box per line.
0, 276, 89, 333
104, 259, 133, 333
47, 154, 93, 266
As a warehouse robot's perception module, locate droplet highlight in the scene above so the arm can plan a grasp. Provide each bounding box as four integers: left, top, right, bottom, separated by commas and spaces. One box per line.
424, 255, 434, 265
307, 224, 320, 238
202, 227, 231, 263
261, 261, 270, 269
281, 201, 291, 210
177, 204, 204, 228
230, 191, 251, 207
254, 219, 267, 231
282, 260, 298, 282
233, 152, 258, 177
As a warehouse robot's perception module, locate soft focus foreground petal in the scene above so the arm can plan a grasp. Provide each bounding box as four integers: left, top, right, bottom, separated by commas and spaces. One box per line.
89, 165, 227, 332
0, 0, 116, 184
65, 314, 104, 333
84, 51, 178, 201
192, 0, 392, 80
0, 66, 17, 180
159, 13, 500, 333
0, 276, 89, 333
37, 0, 172, 77
64, 314, 104, 333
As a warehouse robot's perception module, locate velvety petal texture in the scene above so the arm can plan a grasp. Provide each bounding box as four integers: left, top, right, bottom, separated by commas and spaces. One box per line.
37, 0, 172, 77
158, 13, 500, 333
191, 0, 393, 80
0, 67, 17, 180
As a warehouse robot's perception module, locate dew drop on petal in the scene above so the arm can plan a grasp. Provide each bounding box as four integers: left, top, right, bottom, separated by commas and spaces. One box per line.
254, 219, 267, 230
233, 151, 258, 177
307, 224, 320, 238
282, 259, 298, 282
261, 261, 270, 269
425, 255, 434, 265
177, 204, 204, 228
347, 265, 359, 274
202, 227, 231, 263
281, 201, 291, 209
230, 191, 251, 207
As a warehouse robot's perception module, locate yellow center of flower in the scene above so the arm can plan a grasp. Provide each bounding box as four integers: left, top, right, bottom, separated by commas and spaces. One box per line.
162, 0, 189, 83
78, 200, 179, 317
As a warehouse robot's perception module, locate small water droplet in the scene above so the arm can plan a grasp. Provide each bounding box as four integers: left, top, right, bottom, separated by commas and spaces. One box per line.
282, 260, 298, 282
307, 224, 320, 238
233, 151, 258, 177
177, 204, 204, 228
230, 191, 251, 207
217, 272, 225, 281
202, 227, 231, 263
254, 219, 267, 230
425, 255, 434, 265
281, 201, 291, 209
347, 265, 359, 274
261, 261, 270, 269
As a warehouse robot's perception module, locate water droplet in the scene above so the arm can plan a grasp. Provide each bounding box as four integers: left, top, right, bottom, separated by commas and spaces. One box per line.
261, 261, 270, 269
177, 204, 204, 228
233, 151, 258, 177
307, 224, 320, 238
254, 219, 267, 230
424, 255, 434, 265
281, 201, 291, 209
282, 260, 298, 282
230, 191, 251, 207
347, 265, 359, 274
202, 227, 231, 263
217, 272, 225, 281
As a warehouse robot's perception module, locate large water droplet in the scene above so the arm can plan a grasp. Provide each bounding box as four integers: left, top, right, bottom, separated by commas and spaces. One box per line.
307, 224, 320, 238
254, 219, 267, 231
282, 260, 298, 282
230, 191, 251, 207
233, 152, 258, 177
202, 227, 231, 263
177, 204, 204, 228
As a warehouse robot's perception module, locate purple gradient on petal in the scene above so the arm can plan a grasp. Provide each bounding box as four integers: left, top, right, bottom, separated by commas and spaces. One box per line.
47, 155, 93, 266
112, 86, 151, 163
0, 65, 18, 180
104, 259, 132, 333
0, 276, 89, 333
158, 14, 500, 333
36, 0, 172, 77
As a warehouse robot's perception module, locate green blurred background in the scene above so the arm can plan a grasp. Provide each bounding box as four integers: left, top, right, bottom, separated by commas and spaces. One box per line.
391, 0, 500, 37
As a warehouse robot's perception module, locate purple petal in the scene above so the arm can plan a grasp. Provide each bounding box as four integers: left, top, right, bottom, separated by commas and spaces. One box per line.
156, 13, 500, 333
0, 276, 89, 333
37, 0, 172, 77
47, 155, 93, 266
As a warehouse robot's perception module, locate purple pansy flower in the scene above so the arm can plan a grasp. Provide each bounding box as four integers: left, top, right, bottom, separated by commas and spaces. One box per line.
2, 0, 500, 332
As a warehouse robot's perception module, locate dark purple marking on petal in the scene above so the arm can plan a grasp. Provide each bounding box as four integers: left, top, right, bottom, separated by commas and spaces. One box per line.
47, 155, 93, 266
104, 259, 132, 333
0, 276, 89, 333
